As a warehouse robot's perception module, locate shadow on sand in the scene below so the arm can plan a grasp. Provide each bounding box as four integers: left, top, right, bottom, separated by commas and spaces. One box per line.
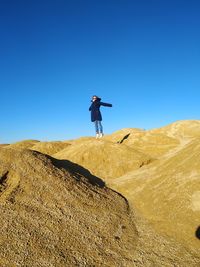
51, 157, 131, 212
117, 133, 130, 144
195, 226, 200, 240
51, 157, 105, 188
32, 150, 131, 212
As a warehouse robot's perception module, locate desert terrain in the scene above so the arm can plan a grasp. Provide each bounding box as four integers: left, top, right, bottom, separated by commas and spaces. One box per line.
1, 120, 200, 266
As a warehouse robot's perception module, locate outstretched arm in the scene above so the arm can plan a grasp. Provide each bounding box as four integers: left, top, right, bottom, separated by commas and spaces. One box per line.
100, 102, 112, 107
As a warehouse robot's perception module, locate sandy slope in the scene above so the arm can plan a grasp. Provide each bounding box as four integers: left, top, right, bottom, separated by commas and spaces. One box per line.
111, 137, 200, 253
54, 139, 152, 181
1, 120, 200, 266
31, 141, 71, 155
150, 120, 200, 140
0, 147, 199, 266
0, 148, 138, 266
5, 139, 40, 149
104, 128, 180, 158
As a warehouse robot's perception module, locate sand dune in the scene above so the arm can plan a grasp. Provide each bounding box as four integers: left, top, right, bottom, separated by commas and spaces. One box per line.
104, 128, 179, 158
111, 137, 200, 252
5, 139, 39, 149
31, 141, 71, 155
54, 139, 153, 181
0, 148, 138, 266
150, 120, 200, 140
1, 120, 200, 266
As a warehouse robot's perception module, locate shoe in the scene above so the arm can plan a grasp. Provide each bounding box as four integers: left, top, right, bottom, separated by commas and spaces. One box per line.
96, 133, 99, 139
99, 133, 104, 138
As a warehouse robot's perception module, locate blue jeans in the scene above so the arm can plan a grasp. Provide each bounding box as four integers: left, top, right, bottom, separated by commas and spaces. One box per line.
94, 120, 103, 134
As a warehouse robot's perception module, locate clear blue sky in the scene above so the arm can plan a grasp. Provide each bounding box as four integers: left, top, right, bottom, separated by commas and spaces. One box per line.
1, 0, 200, 143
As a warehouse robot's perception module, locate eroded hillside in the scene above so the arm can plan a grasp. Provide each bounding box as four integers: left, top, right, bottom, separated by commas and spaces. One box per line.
54, 139, 153, 180
111, 138, 200, 251
0, 148, 138, 266
1, 120, 200, 266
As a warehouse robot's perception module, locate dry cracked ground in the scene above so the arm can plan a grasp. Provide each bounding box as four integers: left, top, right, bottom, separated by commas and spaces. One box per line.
0, 120, 200, 266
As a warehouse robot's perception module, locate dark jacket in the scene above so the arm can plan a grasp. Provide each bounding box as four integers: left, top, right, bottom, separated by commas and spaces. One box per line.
89, 97, 112, 122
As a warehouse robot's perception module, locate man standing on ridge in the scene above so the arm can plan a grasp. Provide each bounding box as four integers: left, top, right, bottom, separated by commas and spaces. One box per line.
89, 95, 112, 138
